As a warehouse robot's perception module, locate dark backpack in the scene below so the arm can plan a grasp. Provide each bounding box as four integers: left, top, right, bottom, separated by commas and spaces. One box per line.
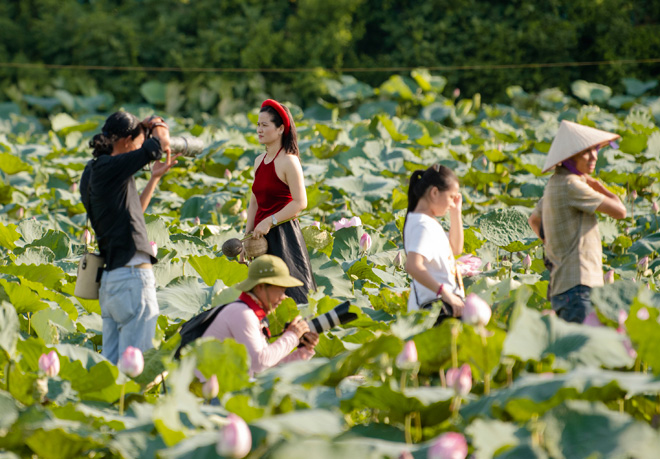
174, 301, 245, 359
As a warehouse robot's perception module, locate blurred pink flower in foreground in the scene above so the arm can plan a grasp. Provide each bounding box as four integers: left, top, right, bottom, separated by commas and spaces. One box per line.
522, 254, 532, 270
583, 311, 602, 327
462, 294, 491, 326
456, 255, 481, 277
118, 346, 144, 378
202, 375, 219, 400
428, 432, 468, 459
604, 270, 615, 284
396, 340, 418, 369
150, 241, 158, 257
445, 364, 472, 397
333, 216, 362, 231
637, 307, 650, 321
38, 350, 60, 377
309, 221, 321, 229
216, 414, 252, 458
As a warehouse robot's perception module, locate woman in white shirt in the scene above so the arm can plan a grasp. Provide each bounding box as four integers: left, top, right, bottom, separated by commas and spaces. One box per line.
404, 164, 465, 317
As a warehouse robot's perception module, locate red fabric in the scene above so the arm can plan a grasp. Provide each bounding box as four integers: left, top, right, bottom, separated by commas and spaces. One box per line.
253, 148, 292, 227
261, 99, 290, 134
239, 292, 270, 338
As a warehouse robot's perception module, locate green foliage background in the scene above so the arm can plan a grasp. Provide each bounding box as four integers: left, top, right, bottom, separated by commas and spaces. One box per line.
1, 0, 659, 116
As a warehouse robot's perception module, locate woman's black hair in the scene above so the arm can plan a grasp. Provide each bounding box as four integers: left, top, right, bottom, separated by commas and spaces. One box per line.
89, 111, 144, 158
403, 164, 459, 238
260, 104, 299, 157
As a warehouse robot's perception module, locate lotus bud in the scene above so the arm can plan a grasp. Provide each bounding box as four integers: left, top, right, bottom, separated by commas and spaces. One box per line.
462, 293, 492, 326
427, 432, 468, 459
609, 140, 619, 150
396, 340, 418, 369
118, 346, 144, 378
522, 254, 532, 270
399, 452, 414, 459
481, 156, 488, 167
582, 311, 602, 327
497, 143, 503, 152
637, 307, 650, 321
150, 241, 158, 257
617, 310, 628, 330
310, 221, 321, 229
653, 201, 659, 214
239, 210, 248, 221
360, 232, 372, 253
82, 229, 91, 245
393, 251, 403, 268
70, 182, 78, 193
348, 216, 362, 227
631, 190, 638, 200
224, 169, 232, 180
445, 364, 472, 397
194, 216, 201, 226
17, 207, 24, 219
604, 269, 615, 284
484, 262, 492, 271
38, 350, 60, 377
452, 88, 460, 98
202, 374, 219, 400
638, 256, 649, 271
216, 413, 252, 459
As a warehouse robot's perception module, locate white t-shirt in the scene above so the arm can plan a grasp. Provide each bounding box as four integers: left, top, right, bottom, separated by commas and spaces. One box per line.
404, 212, 464, 310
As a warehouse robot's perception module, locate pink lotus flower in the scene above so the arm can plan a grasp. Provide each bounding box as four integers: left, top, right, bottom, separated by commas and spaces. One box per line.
637, 307, 650, 321
396, 340, 418, 368
631, 190, 638, 200
522, 254, 532, 270
638, 256, 649, 271
445, 364, 472, 397
194, 216, 201, 225
118, 346, 144, 378
456, 255, 481, 277
82, 229, 91, 245
617, 310, 628, 330
582, 311, 603, 327
216, 413, 252, 458
71, 182, 78, 193
428, 432, 468, 459
17, 207, 24, 219
150, 241, 158, 257
333, 216, 362, 231
224, 169, 232, 180
310, 221, 321, 229
38, 350, 60, 377
604, 270, 615, 284
202, 374, 219, 400
462, 294, 491, 326
653, 201, 659, 214
360, 232, 372, 253
483, 262, 492, 271
452, 88, 460, 98
239, 210, 248, 221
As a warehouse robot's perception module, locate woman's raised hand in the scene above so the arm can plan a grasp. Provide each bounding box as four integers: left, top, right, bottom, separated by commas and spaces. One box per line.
252, 218, 272, 238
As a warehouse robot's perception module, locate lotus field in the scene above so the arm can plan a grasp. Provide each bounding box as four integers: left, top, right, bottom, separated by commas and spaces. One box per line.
2, 73, 660, 458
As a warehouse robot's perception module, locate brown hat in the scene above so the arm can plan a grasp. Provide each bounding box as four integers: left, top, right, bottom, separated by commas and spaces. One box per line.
233, 255, 303, 292
542, 120, 620, 173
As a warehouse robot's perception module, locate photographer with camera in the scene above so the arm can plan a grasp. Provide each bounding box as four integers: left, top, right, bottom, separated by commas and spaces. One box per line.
200, 255, 319, 376
80, 111, 180, 364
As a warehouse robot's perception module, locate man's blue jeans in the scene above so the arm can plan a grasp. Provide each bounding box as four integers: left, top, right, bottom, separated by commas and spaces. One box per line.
99, 266, 159, 364
550, 284, 592, 323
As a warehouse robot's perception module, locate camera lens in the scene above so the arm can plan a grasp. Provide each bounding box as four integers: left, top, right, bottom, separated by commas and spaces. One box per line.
306, 301, 357, 334
169, 136, 204, 157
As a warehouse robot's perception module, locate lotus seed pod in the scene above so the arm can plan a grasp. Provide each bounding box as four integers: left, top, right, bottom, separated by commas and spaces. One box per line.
222, 238, 244, 258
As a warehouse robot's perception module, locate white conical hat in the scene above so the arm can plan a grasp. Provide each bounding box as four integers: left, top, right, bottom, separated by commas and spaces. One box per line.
542, 120, 620, 173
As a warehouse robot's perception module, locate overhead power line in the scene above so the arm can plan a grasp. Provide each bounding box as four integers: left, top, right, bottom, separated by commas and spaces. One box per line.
0, 58, 659, 74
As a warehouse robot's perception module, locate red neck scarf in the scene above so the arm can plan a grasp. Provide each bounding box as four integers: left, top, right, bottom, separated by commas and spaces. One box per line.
239, 292, 271, 338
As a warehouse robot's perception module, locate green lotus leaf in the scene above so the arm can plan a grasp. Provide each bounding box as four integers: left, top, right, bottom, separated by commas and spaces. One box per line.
571, 80, 612, 103
476, 208, 537, 249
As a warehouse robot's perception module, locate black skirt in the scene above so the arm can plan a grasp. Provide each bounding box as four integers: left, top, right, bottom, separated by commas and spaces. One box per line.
265, 219, 317, 304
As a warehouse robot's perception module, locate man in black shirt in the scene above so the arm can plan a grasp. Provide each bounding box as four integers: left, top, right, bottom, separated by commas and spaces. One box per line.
80, 111, 179, 364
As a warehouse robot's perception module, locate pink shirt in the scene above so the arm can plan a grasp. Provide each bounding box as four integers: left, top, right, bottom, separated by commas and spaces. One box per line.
202, 301, 314, 376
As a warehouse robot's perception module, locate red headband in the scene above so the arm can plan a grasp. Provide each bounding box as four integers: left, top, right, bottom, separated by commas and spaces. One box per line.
261, 99, 290, 135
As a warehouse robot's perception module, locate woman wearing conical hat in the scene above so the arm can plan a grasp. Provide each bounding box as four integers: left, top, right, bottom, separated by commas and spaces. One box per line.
528, 120, 626, 323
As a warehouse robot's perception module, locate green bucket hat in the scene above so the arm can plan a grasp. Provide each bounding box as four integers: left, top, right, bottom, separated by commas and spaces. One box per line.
233, 255, 303, 292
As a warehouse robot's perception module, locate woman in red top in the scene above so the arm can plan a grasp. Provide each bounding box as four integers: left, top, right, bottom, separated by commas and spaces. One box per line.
244, 99, 316, 304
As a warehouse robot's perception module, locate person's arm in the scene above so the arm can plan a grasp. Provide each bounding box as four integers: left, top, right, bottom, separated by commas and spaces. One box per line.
405, 251, 464, 316
139, 149, 181, 212
223, 306, 301, 374
448, 193, 463, 256
528, 212, 542, 239
245, 154, 265, 235
585, 176, 627, 219
253, 155, 307, 237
